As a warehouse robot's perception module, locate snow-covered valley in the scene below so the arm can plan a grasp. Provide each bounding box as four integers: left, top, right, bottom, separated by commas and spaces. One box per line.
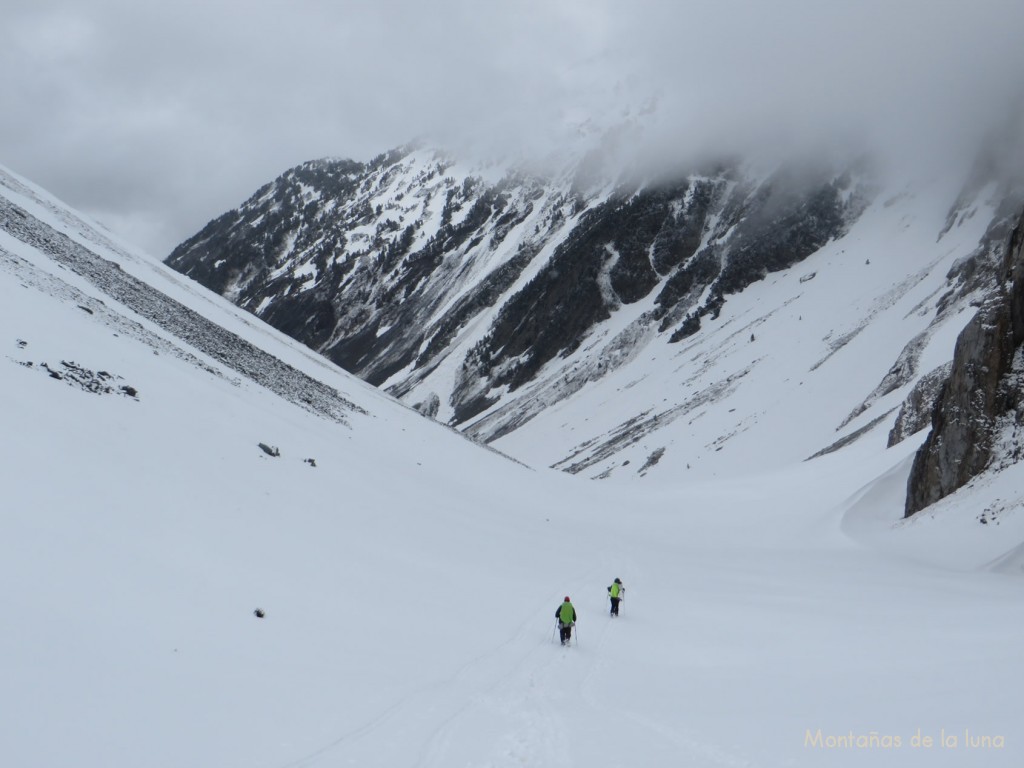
3, 162, 1024, 768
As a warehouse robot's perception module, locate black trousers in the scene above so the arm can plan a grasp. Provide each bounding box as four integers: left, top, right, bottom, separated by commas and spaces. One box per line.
559, 623, 573, 644
610, 597, 620, 615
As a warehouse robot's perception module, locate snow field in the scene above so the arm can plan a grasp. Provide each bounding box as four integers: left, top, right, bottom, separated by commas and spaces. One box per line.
2, 163, 1023, 766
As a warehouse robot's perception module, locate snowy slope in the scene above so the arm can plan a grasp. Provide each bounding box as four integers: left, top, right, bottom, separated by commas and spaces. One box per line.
493, 173, 994, 480
3, 164, 1024, 767
165, 142, 1014, 489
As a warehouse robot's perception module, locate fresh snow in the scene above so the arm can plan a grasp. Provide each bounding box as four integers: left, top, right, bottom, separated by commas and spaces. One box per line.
2, 163, 1023, 767
490, 175, 998, 480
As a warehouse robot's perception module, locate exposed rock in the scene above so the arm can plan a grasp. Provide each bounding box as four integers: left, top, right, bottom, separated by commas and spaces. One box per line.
936, 112, 1024, 319
887, 362, 952, 447
0, 193, 363, 426
905, 208, 1024, 516
413, 392, 440, 419
807, 410, 896, 460
164, 146, 870, 434
839, 333, 936, 432
638, 447, 666, 475
14, 357, 141, 399
258, 443, 280, 457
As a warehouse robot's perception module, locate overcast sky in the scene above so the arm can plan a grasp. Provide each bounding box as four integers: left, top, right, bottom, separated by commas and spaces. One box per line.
3, 0, 1023, 256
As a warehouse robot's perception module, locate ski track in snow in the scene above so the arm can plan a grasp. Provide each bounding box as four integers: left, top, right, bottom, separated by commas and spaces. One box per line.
400, 560, 751, 768
407, 568, 634, 768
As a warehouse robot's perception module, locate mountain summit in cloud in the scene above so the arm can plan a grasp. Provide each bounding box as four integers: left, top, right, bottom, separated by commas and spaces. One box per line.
164, 130, 1024, 506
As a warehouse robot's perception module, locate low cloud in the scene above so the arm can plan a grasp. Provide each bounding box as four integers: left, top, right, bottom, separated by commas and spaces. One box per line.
3, 0, 1023, 255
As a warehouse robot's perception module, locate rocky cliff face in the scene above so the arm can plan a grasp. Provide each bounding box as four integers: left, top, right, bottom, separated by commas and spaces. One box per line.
905, 208, 1024, 516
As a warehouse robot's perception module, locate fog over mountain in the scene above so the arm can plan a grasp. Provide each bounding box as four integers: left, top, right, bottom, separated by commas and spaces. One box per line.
3, 0, 1023, 256
6, 4, 1024, 761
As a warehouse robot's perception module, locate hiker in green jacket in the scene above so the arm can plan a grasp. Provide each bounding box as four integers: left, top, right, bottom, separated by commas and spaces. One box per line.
555, 596, 576, 645
608, 578, 624, 617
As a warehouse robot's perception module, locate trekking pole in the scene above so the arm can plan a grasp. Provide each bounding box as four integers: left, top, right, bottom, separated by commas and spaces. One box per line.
574, 622, 579, 648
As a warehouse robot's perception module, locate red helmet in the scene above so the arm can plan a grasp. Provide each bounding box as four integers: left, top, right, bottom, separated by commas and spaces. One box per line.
564, 596, 571, 602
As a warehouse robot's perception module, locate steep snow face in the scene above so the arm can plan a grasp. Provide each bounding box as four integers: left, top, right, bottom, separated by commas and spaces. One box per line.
5, 163, 1024, 768
492, 172, 1008, 481
165, 141, 1008, 482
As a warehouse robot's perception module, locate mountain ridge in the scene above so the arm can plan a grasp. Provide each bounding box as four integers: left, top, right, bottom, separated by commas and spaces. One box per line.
164, 138, 1021, 495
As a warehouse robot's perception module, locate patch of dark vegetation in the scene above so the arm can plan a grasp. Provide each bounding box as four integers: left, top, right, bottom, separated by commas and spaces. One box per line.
415, 243, 539, 371
166, 158, 367, 295
459, 180, 708, 405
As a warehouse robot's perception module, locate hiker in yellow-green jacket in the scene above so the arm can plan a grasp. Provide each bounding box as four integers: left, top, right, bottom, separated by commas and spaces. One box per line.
607, 578, 624, 617
555, 596, 576, 645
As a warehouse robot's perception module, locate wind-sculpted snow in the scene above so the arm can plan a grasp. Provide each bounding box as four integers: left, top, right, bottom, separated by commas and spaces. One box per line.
0, 197, 363, 425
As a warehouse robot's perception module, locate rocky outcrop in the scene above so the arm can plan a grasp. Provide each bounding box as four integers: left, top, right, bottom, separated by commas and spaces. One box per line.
413, 392, 440, 418
887, 362, 953, 447
905, 209, 1024, 516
